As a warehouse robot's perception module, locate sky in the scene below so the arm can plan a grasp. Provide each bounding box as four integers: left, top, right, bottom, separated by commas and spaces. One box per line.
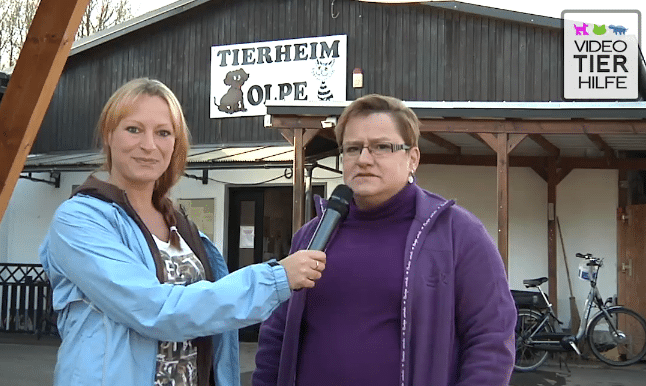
133, 0, 645, 39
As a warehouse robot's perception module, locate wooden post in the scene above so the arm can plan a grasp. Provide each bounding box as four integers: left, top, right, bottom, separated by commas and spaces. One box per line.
0, 0, 90, 222
477, 133, 526, 273
547, 158, 558, 313
496, 133, 510, 271
292, 129, 305, 235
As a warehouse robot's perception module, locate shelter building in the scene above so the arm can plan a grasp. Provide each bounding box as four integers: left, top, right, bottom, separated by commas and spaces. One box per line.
2, 0, 646, 335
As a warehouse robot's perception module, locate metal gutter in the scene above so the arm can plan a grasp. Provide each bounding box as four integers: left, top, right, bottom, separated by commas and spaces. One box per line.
266, 100, 646, 120
423, 1, 562, 29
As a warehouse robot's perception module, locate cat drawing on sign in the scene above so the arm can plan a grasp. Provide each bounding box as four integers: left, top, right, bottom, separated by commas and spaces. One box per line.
312, 58, 335, 101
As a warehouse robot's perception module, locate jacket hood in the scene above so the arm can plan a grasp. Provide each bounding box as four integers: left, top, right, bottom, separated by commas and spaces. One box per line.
70, 174, 215, 283
72, 174, 131, 209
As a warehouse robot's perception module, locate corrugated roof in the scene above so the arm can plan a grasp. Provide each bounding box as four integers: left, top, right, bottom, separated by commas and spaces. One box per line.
22, 145, 295, 172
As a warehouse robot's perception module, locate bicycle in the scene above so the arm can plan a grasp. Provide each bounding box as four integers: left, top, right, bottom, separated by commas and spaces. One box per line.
514, 252, 646, 372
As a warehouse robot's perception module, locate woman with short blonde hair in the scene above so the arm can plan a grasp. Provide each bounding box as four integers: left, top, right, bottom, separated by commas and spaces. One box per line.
41, 78, 327, 386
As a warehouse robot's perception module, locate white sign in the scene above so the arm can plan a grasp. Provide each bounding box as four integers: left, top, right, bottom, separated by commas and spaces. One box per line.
210, 35, 347, 118
239, 226, 255, 249
563, 10, 640, 100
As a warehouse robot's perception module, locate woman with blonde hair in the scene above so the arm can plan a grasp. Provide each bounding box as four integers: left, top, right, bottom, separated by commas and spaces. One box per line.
40, 78, 326, 386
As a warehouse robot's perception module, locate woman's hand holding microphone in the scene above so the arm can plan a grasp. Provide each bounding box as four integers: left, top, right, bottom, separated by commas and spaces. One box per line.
279, 250, 326, 290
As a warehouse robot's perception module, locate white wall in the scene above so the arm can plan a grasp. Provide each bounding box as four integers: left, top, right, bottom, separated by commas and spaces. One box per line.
0, 160, 343, 265
556, 169, 618, 325
0, 162, 617, 328
416, 165, 617, 327
417, 165, 549, 289
0, 171, 95, 264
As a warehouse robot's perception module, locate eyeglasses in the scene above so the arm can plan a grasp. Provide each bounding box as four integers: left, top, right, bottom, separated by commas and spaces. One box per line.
340, 142, 411, 158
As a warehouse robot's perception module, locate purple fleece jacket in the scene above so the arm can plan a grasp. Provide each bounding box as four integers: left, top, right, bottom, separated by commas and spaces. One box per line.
253, 184, 516, 386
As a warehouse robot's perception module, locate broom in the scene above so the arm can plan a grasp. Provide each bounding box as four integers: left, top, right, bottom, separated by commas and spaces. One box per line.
557, 217, 581, 334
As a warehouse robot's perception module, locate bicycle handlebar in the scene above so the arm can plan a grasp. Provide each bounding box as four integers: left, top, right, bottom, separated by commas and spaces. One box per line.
575, 252, 603, 267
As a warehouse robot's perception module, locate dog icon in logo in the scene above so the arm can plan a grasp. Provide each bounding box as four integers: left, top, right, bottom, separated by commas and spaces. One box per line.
214, 68, 249, 114
574, 23, 589, 35
608, 25, 628, 35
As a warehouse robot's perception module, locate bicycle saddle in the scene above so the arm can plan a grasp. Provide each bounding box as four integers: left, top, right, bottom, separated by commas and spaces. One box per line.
523, 277, 548, 287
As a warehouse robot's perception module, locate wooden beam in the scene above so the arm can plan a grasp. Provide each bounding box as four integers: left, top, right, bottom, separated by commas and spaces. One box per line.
316, 128, 337, 142
467, 133, 492, 149
417, 154, 646, 170
507, 134, 527, 153
417, 118, 646, 134
531, 165, 548, 182
282, 127, 329, 151
269, 115, 331, 129
420, 132, 461, 155
303, 128, 321, 147
528, 134, 560, 157
618, 169, 629, 209
0, 0, 90, 222
557, 167, 573, 184
292, 129, 305, 235
586, 134, 617, 161
270, 115, 646, 134
547, 158, 558, 314
495, 134, 510, 273
280, 129, 294, 145
475, 133, 498, 150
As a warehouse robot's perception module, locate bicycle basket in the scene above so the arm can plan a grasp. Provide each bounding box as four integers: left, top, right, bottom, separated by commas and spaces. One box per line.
511, 290, 549, 309
578, 262, 598, 281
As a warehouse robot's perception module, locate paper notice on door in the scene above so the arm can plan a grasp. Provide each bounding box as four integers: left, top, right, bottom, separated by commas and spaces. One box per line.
240, 226, 255, 248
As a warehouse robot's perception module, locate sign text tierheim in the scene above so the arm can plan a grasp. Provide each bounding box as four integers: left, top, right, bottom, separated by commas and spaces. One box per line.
210, 35, 347, 119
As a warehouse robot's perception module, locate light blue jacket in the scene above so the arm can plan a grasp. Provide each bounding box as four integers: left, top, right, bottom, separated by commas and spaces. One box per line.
39, 193, 291, 386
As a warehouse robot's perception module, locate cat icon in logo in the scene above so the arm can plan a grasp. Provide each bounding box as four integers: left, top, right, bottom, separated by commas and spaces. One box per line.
214, 68, 249, 114
593, 24, 606, 35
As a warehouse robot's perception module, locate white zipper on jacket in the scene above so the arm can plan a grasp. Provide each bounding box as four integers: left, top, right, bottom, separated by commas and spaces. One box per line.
399, 201, 452, 386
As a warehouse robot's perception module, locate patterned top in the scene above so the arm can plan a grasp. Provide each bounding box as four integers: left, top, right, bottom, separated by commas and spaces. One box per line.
153, 232, 206, 386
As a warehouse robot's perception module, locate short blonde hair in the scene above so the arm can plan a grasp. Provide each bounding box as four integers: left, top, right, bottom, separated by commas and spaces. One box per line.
335, 94, 420, 147
96, 78, 190, 197
96, 78, 190, 248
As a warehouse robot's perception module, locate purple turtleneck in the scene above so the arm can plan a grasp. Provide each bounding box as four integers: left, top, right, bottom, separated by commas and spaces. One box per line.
295, 183, 416, 386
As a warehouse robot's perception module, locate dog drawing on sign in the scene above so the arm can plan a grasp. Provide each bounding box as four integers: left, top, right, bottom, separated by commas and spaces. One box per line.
215, 68, 249, 114
609, 25, 628, 35
574, 23, 589, 35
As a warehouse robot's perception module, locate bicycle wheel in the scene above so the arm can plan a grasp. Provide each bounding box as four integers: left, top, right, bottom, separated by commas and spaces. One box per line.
588, 307, 646, 366
515, 308, 554, 372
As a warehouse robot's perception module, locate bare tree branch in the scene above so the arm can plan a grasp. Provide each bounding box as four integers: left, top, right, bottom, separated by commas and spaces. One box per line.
0, 0, 133, 69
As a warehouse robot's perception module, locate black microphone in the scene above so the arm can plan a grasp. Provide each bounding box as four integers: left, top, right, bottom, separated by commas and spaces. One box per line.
306, 184, 353, 251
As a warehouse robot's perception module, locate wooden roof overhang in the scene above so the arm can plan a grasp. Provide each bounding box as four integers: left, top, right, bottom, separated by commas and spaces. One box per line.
266, 100, 646, 307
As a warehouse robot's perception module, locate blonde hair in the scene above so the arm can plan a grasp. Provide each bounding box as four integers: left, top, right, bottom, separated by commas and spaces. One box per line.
334, 94, 420, 147
97, 78, 190, 247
